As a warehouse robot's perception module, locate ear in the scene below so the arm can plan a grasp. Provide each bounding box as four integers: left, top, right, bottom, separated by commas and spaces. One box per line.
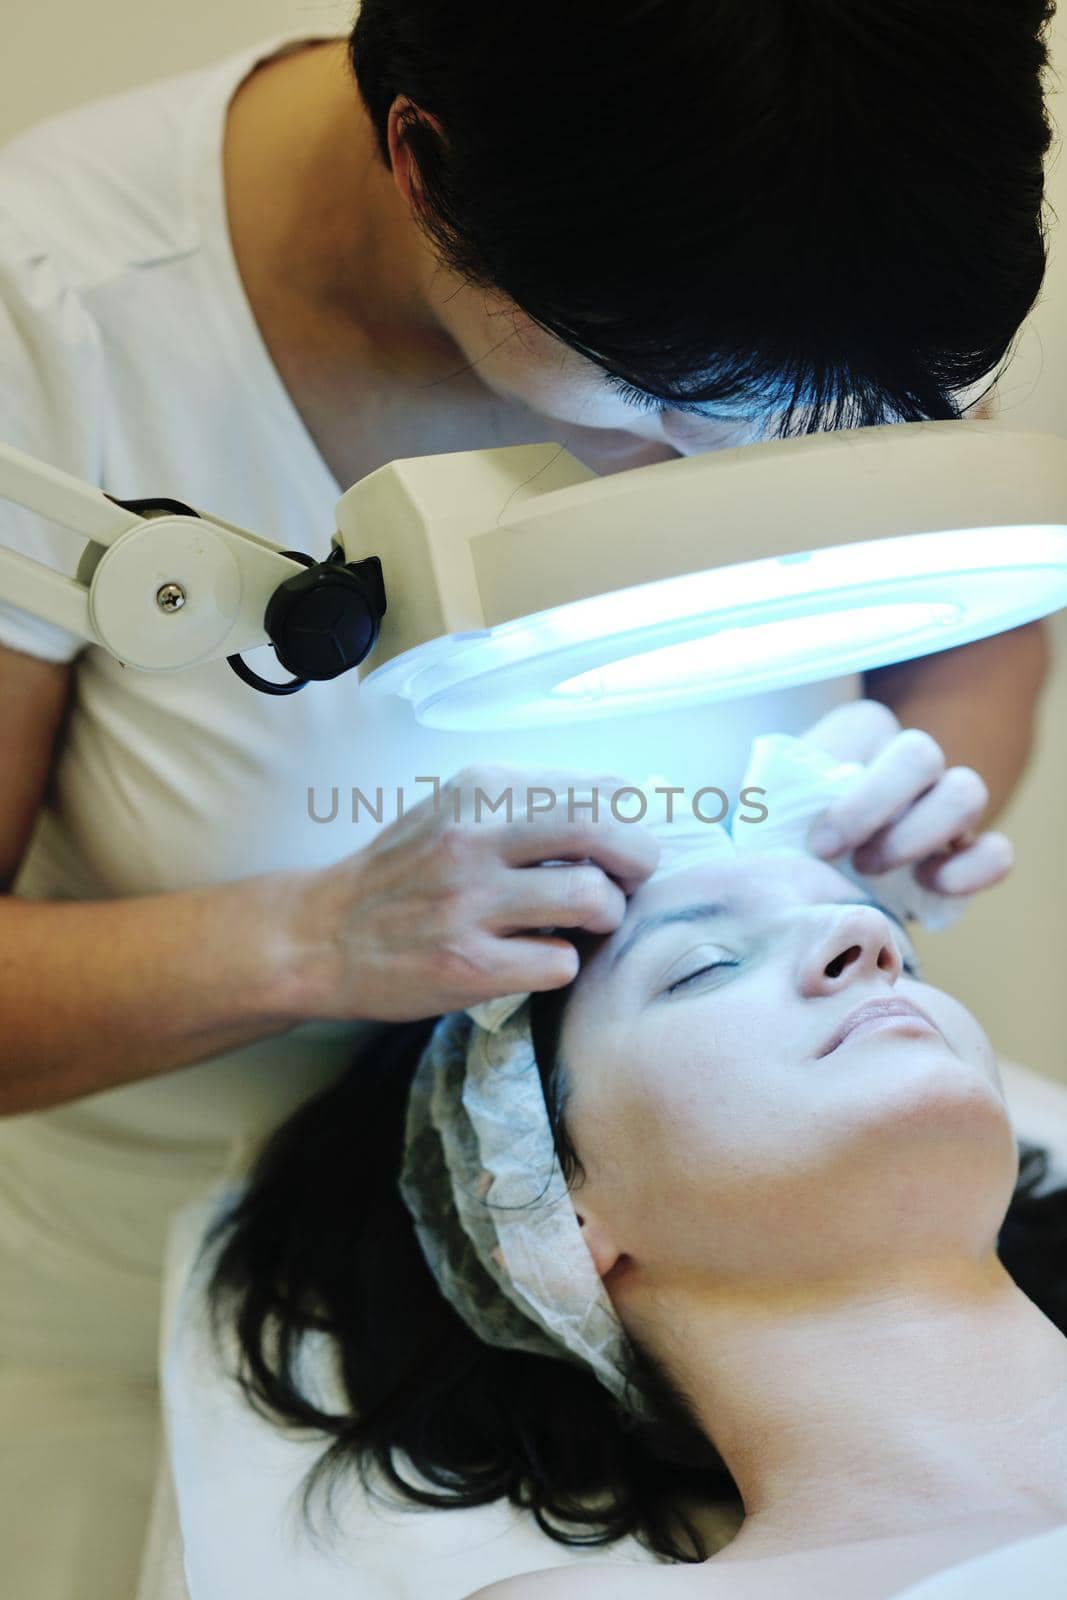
575, 1206, 624, 1281
386, 94, 444, 208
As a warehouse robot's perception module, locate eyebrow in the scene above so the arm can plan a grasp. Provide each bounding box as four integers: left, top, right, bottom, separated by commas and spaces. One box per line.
608, 893, 909, 972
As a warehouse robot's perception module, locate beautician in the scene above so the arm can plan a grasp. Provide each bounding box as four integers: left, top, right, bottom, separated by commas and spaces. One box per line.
0, 4, 1055, 1597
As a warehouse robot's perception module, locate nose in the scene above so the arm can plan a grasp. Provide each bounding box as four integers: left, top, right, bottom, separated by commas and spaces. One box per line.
798, 904, 904, 997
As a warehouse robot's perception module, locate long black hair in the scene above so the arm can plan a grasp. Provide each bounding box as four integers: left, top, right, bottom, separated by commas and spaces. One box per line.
348, 1, 1057, 434
208, 980, 1067, 1564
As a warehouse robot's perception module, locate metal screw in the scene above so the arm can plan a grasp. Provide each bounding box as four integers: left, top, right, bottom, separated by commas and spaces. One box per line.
156, 583, 186, 612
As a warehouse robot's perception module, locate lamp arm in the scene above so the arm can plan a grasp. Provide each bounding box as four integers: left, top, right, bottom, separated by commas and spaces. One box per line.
0, 438, 385, 690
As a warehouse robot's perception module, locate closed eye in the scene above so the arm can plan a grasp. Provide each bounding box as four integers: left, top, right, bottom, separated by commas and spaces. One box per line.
602, 373, 745, 423
604, 375, 662, 413
666, 959, 741, 994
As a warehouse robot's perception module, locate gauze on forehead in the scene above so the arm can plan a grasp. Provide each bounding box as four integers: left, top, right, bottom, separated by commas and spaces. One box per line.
470, 730, 963, 1034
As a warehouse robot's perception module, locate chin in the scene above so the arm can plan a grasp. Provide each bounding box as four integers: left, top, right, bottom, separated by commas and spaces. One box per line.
857, 1044, 1017, 1180
829, 1060, 1020, 1263
833, 1035, 1010, 1145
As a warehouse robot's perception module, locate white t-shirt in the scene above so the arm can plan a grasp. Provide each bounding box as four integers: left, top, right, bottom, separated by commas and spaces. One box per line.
0, 30, 860, 1148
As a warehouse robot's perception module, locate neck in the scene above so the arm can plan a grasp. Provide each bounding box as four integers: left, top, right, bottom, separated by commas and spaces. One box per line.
231, 39, 467, 377
638, 1250, 1067, 1557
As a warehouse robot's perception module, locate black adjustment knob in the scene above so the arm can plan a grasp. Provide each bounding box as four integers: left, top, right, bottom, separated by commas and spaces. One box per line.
263, 551, 387, 681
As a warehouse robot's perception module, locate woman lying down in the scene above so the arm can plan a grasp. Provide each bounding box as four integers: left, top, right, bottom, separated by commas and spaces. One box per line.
205, 714, 1067, 1600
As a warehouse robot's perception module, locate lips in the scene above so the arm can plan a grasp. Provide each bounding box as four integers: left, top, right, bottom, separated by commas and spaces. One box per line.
816, 997, 941, 1060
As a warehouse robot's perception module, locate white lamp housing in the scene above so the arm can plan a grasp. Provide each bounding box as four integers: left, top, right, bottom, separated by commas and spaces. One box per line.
334, 419, 1067, 731
0, 420, 1063, 718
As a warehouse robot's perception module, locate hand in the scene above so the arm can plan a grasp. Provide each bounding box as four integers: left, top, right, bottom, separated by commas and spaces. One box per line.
798, 699, 1014, 897
281, 764, 660, 1022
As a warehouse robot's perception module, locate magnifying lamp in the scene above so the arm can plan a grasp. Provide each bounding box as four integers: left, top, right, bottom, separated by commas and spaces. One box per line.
0, 420, 1064, 731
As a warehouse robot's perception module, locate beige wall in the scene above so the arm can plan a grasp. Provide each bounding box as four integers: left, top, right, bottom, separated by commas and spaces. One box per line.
0, 3, 354, 138
1, 3, 1064, 1077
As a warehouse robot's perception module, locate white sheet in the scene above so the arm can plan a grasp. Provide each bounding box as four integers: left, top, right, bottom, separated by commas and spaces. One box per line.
892, 1522, 1067, 1598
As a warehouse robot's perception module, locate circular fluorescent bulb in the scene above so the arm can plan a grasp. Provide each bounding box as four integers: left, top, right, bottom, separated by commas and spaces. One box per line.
553, 601, 959, 701
343, 423, 1067, 731
363, 522, 1067, 730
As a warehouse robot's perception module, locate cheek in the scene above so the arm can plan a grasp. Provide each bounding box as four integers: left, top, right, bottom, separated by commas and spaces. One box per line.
588, 1029, 821, 1285
483, 350, 628, 425
640, 1039, 806, 1212
430, 286, 530, 375
660, 411, 765, 454
919, 987, 1001, 1091
445, 305, 635, 424
577, 1017, 794, 1208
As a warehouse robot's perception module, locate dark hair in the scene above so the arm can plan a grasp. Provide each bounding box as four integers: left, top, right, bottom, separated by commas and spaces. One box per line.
348, 1, 1058, 434
208, 987, 1067, 1564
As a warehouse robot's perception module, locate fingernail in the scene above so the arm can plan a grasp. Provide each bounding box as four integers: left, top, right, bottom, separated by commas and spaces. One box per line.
807, 823, 844, 857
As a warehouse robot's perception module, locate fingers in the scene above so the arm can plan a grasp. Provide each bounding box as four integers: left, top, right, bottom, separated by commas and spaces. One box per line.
476, 933, 582, 996
808, 729, 947, 858
799, 699, 901, 763
850, 764, 990, 874
428, 765, 661, 896
912, 831, 1015, 896
495, 862, 628, 937
444, 766, 637, 817
497, 809, 661, 895
800, 721, 1013, 904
